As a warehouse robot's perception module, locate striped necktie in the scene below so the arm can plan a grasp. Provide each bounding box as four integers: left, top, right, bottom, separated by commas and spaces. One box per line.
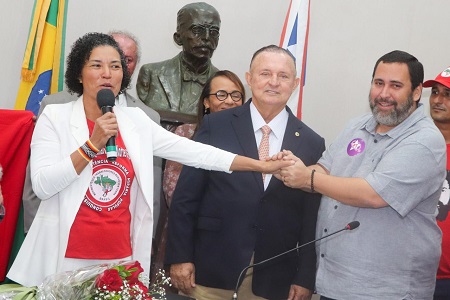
258, 125, 271, 181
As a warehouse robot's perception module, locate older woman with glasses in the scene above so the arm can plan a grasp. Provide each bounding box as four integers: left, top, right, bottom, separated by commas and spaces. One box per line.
153, 71, 246, 273
163, 70, 246, 206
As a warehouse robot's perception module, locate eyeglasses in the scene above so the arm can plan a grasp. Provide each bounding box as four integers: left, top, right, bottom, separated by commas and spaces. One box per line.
209, 90, 243, 102
190, 25, 220, 38
0, 204, 5, 223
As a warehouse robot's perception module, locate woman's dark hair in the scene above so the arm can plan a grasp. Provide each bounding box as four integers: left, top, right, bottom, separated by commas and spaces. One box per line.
196, 70, 246, 128
65, 32, 130, 96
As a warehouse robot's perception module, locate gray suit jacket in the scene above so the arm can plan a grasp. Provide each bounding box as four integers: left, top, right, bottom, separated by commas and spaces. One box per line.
23, 91, 162, 237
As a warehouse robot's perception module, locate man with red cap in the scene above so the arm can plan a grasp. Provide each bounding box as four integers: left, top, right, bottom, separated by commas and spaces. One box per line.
425, 66, 450, 300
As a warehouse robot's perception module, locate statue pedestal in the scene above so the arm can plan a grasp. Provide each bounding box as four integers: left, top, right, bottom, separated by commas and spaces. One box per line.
157, 110, 197, 132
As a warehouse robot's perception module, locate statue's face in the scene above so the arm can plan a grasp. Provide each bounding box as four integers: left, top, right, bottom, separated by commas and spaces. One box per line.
177, 8, 221, 60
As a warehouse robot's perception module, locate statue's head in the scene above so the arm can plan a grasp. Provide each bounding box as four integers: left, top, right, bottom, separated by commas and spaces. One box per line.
173, 2, 221, 62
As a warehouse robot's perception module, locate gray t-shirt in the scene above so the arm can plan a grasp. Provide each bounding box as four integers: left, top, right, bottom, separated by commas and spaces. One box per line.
316, 105, 446, 299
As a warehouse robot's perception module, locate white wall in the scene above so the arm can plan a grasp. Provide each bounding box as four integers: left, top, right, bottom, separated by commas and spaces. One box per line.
303, 0, 450, 144
2, 0, 450, 144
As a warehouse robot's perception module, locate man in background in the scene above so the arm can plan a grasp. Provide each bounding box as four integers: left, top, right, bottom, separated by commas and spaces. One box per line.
279, 50, 446, 299
22, 30, 162, 241
136, 2, 220, 129
424, 66, 450, 300
166, 45, 325, 300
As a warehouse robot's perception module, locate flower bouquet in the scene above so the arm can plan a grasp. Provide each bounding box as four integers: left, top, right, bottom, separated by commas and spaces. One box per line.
0, 261, 170, 300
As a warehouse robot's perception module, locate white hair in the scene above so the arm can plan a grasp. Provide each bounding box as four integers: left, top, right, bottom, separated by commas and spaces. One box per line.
108, 30, 141, 64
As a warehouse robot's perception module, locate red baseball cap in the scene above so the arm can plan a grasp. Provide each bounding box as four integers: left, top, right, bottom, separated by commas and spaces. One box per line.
423, 66, 450, 88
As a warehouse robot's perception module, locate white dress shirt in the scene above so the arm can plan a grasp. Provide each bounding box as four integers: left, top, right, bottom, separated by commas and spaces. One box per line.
250, 102, 288, 189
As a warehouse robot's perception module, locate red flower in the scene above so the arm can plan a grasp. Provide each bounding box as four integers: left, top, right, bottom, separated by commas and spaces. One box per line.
95, 269, 123, 292
123, 261, 144, 283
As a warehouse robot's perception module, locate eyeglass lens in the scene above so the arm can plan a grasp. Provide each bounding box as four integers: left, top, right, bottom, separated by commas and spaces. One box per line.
214, 90, 242, 102
191, 25, 220, 38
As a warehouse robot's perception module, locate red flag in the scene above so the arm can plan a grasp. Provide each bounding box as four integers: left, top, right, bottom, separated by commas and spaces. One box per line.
0, 110, 34, 281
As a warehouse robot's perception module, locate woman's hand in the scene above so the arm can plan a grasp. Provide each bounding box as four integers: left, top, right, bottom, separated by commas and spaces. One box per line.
89, 112, 118, 150
261, 158, 295, 175
229, 153, 294, 173
70, 112, 118, 175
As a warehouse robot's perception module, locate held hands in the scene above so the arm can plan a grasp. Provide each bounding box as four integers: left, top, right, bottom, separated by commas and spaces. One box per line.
262, 151, 295, 174
274, 150, 311, 190
89, 112, 118, 150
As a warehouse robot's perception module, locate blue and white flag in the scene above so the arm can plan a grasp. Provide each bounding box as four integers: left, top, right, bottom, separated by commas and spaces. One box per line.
280, 0, 311, 119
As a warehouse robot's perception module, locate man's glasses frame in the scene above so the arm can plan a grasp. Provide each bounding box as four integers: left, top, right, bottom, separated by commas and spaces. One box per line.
190, 24, 220, 39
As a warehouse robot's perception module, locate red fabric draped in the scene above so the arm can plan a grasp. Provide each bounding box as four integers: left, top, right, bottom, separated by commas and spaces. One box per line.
0, 109, 34, 281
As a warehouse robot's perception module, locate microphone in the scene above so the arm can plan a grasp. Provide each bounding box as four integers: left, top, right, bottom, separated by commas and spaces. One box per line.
97, 89, 117, 161
231, 221, 360, 300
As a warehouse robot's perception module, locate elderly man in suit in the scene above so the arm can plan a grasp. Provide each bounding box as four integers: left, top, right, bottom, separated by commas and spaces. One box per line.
136, 2, 220, 128
22, 30, 163, 239
166, 45, 325, 300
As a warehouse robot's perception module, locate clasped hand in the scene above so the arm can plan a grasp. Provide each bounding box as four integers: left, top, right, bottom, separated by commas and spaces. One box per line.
270, 150, 310, 190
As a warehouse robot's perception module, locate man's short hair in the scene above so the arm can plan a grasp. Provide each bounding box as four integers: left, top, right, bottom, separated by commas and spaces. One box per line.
372, 50, 424, 91
250, 45, 296, 71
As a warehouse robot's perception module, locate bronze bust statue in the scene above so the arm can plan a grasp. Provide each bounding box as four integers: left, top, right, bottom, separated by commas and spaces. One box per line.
136, 2, 221, 128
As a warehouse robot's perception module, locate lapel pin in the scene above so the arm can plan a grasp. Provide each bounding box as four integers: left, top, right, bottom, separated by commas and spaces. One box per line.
295, 132, 300, 137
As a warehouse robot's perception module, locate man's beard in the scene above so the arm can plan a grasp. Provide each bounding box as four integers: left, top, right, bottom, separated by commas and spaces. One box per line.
369, 94, 415, 127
